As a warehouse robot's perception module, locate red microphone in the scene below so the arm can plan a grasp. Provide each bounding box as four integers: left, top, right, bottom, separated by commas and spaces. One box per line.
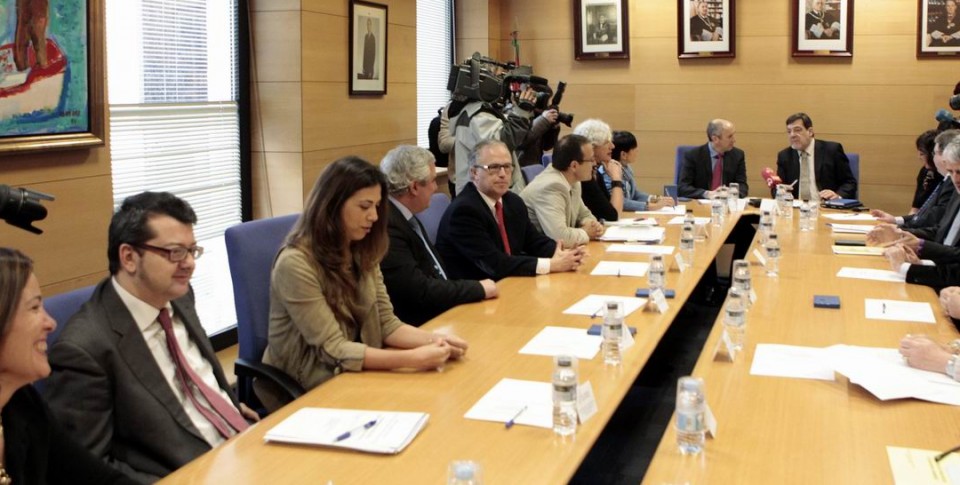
760, 167, 782, 189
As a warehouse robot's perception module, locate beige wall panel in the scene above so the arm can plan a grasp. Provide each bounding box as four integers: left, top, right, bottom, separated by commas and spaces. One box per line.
387, 25, 417, 85
302, 11, 347, 83
252, 81, 303, 153
252, 151, 304, 219
302, 0, 342, 16
252, 0, 300, 12
500, 0, 571, 41
252, 10, 301, 83
1, 147, 109, 186
0, 176, 112, 290
42, 272, 109, 298
457, 0, 489, 40
488, 0, 501, 41
302, 0, 414, 26
458, 38, 493, 61
301, 82, 415, 152
554, 84, 636, 136
301, 139, 416, 194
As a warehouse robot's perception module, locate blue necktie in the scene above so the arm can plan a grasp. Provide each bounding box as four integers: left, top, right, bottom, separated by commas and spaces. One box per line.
915, 178, 944, 221
409, 216, 447, 280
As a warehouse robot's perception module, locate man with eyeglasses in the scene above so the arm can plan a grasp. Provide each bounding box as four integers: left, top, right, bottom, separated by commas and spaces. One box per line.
776, 112, 857, 201
46, 191, 257, 482
437, 139, 585, 281
521, 134, 605, 247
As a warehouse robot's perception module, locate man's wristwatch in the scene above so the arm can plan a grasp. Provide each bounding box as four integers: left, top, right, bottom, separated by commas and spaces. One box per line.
610, 181, 624, 190
947, 354, 960, 381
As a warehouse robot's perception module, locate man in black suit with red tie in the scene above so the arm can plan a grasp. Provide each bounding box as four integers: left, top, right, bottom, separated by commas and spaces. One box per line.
379, 145, 497, 326
776, 112, 857, 201
436, 139, 584, 281
678, 119, 749, 199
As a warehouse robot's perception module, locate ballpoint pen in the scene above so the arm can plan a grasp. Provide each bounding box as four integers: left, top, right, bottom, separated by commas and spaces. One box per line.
505, 405, 528, 429
882, 303, 887, 314
334, 419, 379, 442
591, 305, 604, 318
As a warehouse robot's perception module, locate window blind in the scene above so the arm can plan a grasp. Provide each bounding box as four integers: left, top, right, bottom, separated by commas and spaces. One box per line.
416, 0, 453, 147
107, 0, 240, 336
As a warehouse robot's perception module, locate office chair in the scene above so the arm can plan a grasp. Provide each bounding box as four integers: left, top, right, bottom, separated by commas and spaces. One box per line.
674, 145, 698, 185
225, 214, 305, 412
35, 284, 96, 393
521, 164, 545, 184
416, 193, 451, 245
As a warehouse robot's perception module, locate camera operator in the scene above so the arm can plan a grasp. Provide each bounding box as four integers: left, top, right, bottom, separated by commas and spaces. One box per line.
516, 107, 559, 167
450, 86, 538, 195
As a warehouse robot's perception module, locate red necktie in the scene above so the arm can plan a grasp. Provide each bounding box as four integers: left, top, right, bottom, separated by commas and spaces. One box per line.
158, 309, 248, 439
710, 153, 723, 190
495, 200, 512, 255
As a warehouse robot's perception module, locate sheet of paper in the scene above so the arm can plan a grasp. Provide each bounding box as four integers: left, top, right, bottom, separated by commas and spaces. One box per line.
605, 217, 658, 227
832, 245, 884, 256
759, 198, 777, 213
837, 267, 906, 283
825, 345, 960, 406
464, 378, 553, 429
829, 223, 875, 234
264, 408, 429, 454
518, 326, 601, 360
887, 446, 960, 485
599, 225, 665, 243
563, 294, 646, 318
824, 213, 877, 221
633, 205, 685, 216
590, 260, 650, 277
865, 299, 936, 324
606, 244, 675, 255
667, 216, 711, 225
749, 344, 836, 381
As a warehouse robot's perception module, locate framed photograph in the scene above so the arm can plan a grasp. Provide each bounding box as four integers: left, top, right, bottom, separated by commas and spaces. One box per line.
574, 0, 630, 60
349, 0, 387, 95
0, 0, 105, 154
793, 0, 854, 57
678, 0, 736, 58
918, 0, 960, 58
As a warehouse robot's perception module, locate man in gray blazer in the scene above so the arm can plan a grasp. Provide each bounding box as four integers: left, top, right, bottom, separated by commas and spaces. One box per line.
45, 192, 257, 483
521, 134, 605, 247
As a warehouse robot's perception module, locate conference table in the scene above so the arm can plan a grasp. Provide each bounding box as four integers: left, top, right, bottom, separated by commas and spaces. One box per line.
161, 205, 959, 484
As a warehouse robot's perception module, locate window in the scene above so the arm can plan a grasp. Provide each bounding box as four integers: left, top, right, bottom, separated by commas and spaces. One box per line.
106, 0, 241, 336
416, 0, 453, 147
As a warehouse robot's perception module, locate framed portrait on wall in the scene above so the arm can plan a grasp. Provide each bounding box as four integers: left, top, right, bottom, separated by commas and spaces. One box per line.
792, 0, 854, 57
574, 0, 630, 60
349, 0, 387, 95
918, 0, 960, 58
678, 0, 735, 58
0, 0, 105, 154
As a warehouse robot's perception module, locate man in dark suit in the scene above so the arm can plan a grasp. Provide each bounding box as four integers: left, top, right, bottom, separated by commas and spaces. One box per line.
45, 192, 257, 483
379, 145, 497, 326
776, 112, 857, 201
678, 119, 749, 199
436, 139, 584, 281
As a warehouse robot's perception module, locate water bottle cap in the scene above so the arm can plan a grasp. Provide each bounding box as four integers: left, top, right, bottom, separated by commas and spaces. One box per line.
606, 301, 620, 310
454, 463, 476, 480
769, 233, 778, 240
557, 355, 573, 367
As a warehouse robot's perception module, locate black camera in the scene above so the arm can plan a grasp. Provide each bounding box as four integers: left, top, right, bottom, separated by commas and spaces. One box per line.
951, 93, 960, 111
0, 185, 54, 234
447, 53, 515, 104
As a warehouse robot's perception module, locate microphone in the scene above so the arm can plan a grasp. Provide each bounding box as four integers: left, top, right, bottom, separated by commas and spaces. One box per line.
761, 167, 782, 189
0, 185, 55, 234
935, 109, 960, 128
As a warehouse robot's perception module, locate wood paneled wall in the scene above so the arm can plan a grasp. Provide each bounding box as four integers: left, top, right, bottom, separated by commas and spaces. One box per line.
492, 0, 958, 214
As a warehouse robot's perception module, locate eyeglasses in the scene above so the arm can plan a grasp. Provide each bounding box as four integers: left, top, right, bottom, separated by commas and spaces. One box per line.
477, 163, 514, 174
134, 243, 204, 262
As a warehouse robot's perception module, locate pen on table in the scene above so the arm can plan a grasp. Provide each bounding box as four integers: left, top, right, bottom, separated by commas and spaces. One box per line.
334, 419, 378, 442
882, 303, 886, 314
591, 305, 604, 319
617, 268, 621, 277
505, 405, 528, 429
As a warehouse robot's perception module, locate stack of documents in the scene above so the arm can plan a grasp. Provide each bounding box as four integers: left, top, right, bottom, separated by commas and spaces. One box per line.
667, 216, 710, 225
633, 205, 685, 216
264, 408, 429, 454
605, 217, 658, 227
829, 223, 874, 234
606, 244, 675, 255
465, 378, 553, 429
831, 246, 884, 256
823, 213, 876, 221
836, 267, 906, 283
590, 260, 649, 277
599, 225, 665, 243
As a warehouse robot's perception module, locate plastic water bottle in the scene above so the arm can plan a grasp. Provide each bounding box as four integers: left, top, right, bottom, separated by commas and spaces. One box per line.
759, 210, 774, 245
447, 461, 483, 485
552, 355, 578, 437
781, 193, 794, 220
602, 301, 623, 366
723, 287, 747, 354
809, 194, 820, 221
710, 199, 724, 226
675, 376, 706, 455
731, 259, 753, 309
684, 208, 696, 227
680, 223, 695, 268
716, 186, 730, 215
648, 254, 665, 295
728, 182, 740, 200
799, 200, 813, 231
764, 233, 781, 277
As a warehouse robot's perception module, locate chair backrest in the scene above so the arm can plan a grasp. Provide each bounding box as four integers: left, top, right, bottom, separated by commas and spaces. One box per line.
37, 284, 96, 393
416, 193, 451, 245
521, 164, 545, 184
541, 153, 553, 167
674, 145, 698, 185
663, 184, 679, 199
225, 214, 299, 367
847, 153, 860, 199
